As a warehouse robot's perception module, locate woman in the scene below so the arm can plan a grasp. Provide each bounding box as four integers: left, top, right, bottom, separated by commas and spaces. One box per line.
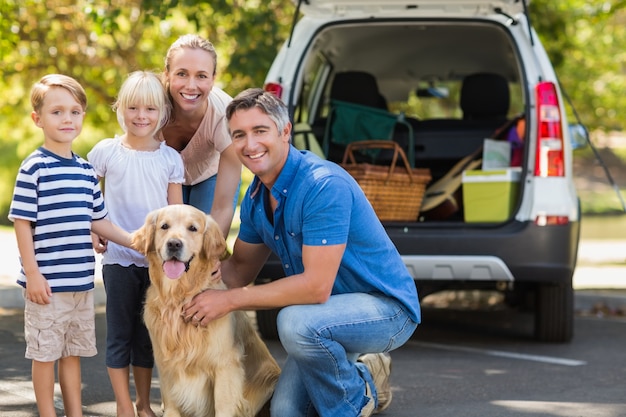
159, 34, 242, 237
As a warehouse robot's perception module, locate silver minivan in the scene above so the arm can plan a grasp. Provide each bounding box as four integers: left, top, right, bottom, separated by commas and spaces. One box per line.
259, 0, 586, 342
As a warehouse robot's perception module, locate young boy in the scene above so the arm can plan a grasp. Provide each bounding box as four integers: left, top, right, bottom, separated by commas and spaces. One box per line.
8, 74, 132, 417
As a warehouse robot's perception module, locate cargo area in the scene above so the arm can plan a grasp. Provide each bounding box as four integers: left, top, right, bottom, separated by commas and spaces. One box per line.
289, 20, 528, 223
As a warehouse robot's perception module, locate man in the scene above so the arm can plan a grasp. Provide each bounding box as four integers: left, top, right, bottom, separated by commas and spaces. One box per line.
183, 88, 420, 417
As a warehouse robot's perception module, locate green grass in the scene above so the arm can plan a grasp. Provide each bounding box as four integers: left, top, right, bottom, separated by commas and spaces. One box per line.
574, 146, 626, 215
578, 189, 626, 215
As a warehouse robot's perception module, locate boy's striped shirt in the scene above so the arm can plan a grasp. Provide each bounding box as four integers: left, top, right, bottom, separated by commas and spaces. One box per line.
9, 147, 107, 292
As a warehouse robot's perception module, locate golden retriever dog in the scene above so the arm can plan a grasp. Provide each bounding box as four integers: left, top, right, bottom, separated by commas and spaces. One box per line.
132, 204, 281, 417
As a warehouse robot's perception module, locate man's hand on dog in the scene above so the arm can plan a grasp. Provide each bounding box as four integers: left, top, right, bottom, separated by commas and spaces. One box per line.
183, 287, 232, 327
183, 264, 226, 326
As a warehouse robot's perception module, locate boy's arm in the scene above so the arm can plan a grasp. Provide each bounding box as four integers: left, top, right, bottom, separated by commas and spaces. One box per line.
13, 219, 52, 305
91, 218, 134, 250
91, 176, 108, 253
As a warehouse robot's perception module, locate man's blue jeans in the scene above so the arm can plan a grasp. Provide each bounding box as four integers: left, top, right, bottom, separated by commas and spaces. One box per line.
270, 292, 418, 417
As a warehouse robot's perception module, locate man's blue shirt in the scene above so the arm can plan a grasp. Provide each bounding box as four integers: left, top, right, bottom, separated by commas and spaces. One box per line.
238, 146, 420, 323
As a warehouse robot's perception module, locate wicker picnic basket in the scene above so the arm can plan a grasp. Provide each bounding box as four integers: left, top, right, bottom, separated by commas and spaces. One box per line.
341, 140, 431, 221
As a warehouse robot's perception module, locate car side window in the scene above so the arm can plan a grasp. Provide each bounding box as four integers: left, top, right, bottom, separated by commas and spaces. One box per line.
295, 51, 331, 126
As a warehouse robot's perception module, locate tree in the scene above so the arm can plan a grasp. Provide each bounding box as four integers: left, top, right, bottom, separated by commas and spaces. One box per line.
1, 0, 625, 222
530, 0, 626, 130
0, 0, 294, 221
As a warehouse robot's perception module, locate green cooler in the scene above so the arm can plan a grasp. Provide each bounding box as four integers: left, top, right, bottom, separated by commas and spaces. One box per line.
462, 168, 522, 222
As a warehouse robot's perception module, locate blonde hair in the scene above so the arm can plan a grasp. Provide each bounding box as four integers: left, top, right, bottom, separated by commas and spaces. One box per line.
164, 34, 218, 75
30, 74, 87, 113
113, 71, 171, 135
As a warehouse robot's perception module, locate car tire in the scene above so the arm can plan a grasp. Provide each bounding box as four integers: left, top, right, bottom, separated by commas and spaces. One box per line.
534, 283, 574, 343
256, 308, 280, 340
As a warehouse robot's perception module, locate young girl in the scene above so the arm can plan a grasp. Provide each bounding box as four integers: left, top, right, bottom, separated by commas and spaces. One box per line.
88, 71, 184, 417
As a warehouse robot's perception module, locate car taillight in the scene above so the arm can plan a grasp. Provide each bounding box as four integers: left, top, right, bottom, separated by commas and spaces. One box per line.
535, 215, 570, 226
264, 82, 283, 99
534, 81, 564, 177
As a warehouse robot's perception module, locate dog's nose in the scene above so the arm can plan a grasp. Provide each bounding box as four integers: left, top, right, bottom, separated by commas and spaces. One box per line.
167, 238, 183, 254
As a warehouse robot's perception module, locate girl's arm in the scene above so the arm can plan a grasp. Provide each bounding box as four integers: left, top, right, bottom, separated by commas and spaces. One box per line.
91, 233, 107, 254
91, 218, 133, 249
167, 182, 183, 205
13, 219, 52, 304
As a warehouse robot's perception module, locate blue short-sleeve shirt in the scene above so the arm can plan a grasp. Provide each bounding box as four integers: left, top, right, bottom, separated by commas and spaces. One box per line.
238, 146, 420, 323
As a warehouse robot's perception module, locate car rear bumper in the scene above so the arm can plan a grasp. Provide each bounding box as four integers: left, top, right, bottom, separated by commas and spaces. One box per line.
254, 220, 580, 286
387, 220, 580, 285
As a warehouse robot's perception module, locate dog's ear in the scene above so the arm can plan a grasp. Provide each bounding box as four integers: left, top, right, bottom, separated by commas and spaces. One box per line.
202, 214, 228, 261
131, 209, 158, 254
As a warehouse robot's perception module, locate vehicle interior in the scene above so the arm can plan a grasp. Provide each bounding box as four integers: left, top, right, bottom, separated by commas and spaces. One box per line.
292, 20, 527, 222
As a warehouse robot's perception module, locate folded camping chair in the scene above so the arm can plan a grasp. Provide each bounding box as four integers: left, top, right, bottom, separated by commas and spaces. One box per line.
323, 100, 416, 166
419, 152, 483, 219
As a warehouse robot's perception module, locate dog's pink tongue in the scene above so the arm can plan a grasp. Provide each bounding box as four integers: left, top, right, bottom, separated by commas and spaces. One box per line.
163, 260, 185, 279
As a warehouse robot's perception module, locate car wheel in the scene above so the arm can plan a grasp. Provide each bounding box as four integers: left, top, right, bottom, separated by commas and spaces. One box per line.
256, 308, 280, 340
534, 283, 574, 343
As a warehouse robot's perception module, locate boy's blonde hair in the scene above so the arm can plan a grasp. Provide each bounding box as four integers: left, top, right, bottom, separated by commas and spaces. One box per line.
113, 71, 171, 135
30, 74, 87, 113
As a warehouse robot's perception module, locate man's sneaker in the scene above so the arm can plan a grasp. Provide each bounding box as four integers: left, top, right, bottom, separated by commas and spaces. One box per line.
360, 383, 376, 417
358, 352, 393, 414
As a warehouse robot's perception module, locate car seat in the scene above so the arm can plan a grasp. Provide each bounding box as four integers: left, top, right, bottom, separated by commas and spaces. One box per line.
414, 72, 511, 178
323, 71, 416, 166
330, 71, 389, 110
460, 72, 510, 122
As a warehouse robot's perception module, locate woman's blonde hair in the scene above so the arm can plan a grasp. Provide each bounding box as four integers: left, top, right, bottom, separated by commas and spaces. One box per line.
113, 71, 171, 135
164, 34, 218, 76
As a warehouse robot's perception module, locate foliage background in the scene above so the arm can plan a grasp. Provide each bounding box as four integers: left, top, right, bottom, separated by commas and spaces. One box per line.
0, 0, 625, 223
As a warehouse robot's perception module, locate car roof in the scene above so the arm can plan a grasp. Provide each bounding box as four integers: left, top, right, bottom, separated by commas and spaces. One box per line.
296, 0, 527, 18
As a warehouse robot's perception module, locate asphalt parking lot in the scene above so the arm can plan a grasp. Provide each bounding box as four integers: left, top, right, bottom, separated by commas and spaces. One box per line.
2, 287, 626, 417
1, 230, 625, 416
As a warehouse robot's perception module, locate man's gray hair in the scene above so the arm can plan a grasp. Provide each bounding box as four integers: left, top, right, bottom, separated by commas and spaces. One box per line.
226, 88, 290, 133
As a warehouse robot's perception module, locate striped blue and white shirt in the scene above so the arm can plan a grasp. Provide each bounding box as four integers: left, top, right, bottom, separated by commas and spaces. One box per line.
9, 147, 107, 292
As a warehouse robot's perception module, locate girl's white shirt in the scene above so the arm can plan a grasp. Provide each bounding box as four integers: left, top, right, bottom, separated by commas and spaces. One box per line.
88, 136, 184, 267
